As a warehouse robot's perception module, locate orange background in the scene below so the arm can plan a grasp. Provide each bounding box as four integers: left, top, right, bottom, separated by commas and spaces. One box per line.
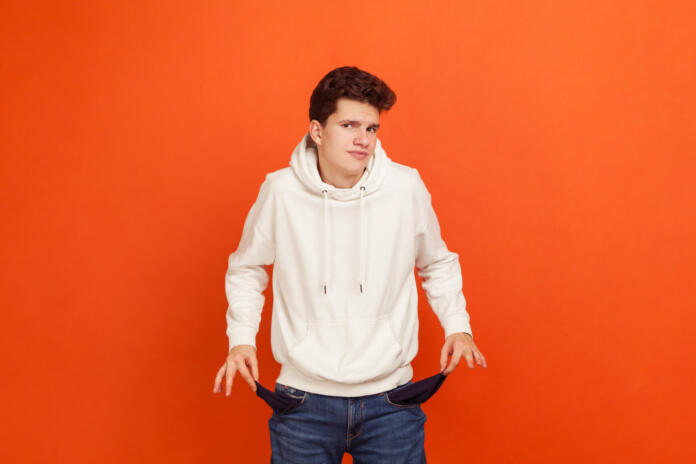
2, 1, 694, 462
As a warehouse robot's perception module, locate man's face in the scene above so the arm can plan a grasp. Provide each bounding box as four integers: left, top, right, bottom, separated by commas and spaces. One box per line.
310, 98, 381, 179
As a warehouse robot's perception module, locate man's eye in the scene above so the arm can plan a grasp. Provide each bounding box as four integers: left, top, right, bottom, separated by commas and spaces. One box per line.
369, 127, 378, 133
342, 123, 352, 128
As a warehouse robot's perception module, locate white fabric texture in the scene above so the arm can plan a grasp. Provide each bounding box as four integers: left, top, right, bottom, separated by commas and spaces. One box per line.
225, 132, 473, 397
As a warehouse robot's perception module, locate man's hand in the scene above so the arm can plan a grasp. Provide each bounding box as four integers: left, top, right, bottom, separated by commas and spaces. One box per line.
440, 332, 487, 375
213, 344, 259, 395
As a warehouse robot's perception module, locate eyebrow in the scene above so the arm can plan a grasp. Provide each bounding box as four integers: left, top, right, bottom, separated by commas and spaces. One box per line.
339, 119, 380, 128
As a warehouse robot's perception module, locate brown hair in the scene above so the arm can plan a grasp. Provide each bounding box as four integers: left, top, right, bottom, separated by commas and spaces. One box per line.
307, 66, 396, 149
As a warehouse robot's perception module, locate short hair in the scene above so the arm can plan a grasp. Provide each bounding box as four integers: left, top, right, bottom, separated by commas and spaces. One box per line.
307, 66, 396, 148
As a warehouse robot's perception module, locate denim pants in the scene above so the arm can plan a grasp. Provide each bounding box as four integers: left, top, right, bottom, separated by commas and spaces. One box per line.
255, 373, 447, 464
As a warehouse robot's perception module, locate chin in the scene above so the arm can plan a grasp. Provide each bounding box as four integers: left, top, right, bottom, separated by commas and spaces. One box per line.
353, 159, 369, 170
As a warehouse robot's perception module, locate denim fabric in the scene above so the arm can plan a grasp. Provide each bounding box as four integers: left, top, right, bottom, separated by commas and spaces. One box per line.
255, 373, 447, 463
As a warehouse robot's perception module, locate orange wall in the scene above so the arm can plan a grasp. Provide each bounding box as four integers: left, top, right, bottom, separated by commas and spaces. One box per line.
2, 1, 694, 462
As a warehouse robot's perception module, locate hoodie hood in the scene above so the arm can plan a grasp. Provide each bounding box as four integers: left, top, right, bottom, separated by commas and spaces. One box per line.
289, 132, 391, 200
289, 132, 393, 295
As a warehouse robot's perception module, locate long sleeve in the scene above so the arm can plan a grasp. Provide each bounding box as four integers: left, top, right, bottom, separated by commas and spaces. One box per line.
412, 169, 473, 340
225, 176, 276, 352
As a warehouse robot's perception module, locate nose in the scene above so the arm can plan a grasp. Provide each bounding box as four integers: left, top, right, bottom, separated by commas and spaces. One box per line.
354, 129, 369, 147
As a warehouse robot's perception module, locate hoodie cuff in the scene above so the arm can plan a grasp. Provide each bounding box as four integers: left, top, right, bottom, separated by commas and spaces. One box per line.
227, 326, 258, 352
443, 313, 473, 340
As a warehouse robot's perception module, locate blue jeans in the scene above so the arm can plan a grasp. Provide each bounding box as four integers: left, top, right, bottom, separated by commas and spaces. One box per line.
255, 373, 447, 463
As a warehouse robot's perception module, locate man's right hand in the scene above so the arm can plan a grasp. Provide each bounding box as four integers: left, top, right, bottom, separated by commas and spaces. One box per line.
213, 344, 259, 395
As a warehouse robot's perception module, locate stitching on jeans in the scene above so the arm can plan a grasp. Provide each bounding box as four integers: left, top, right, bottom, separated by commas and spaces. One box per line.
346, 399, 365, 448
286, 392, 308, 410
274, 384, 308, 413
346, 399, 353, 444
352, 400, 365, 439
281, 385, 307, 401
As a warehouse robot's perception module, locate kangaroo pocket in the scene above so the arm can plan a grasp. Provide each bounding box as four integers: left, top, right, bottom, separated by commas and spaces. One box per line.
287, 316, 404, 384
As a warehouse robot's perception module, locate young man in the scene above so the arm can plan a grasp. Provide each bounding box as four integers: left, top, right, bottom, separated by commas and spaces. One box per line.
213, 66, 487, 463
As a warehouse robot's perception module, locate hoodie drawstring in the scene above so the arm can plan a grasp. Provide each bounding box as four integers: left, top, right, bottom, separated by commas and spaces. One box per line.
322, 189, 329, 295
359, 185, 367, 294
321, 186, 367, 295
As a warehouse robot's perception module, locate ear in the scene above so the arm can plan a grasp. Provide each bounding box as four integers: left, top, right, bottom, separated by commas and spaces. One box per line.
308, 120, 323, 147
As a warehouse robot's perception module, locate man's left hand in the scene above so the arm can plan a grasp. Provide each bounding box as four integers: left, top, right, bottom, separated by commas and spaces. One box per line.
440, 332, 487, 375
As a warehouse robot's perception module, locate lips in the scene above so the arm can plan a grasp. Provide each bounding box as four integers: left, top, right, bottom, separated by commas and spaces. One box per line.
349, 151, 368, 160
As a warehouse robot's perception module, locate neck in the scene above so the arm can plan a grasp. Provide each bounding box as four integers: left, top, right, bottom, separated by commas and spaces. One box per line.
317, 158, 366, 188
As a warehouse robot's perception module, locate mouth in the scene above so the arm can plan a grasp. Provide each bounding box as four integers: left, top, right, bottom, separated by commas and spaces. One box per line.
348, 151, 368, 160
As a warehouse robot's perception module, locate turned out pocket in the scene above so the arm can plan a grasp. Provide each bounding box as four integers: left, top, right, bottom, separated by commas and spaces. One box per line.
255, 381, 308, 414
384, 372, 448, 408
287, 316, 404, 384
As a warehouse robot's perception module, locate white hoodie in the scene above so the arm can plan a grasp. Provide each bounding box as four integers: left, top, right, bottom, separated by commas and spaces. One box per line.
225, 132, 473, 397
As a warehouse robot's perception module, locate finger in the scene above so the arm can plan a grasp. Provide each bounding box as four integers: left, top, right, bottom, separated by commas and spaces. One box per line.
479, 352, 488, 368
225, 361, 237, 396
464, 350, 475, 368
249, 356, 259, 382
440, 344, 452, 373
444, 350, 462, 375
213, 364, 226, 393
235, 357, 256, 392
